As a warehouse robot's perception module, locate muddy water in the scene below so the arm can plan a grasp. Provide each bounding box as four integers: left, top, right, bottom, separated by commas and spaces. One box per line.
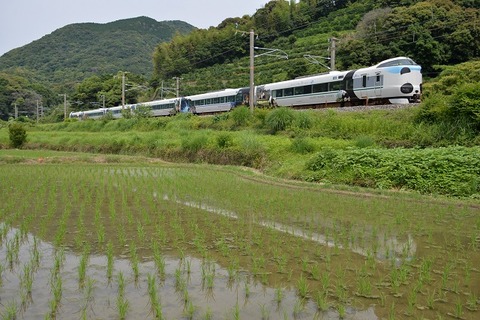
0, 225, 377, 319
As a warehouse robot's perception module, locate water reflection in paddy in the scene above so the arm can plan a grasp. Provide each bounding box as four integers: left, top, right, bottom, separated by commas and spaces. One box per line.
163, 194, 416, 264
0, 225, 378, 319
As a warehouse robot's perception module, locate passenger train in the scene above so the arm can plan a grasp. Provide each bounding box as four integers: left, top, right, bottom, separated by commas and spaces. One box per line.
69, 57, 421, 120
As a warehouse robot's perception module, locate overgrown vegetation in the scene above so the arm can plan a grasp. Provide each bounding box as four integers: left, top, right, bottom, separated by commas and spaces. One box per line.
1, 92, 478, 197
8, 122, 27, 148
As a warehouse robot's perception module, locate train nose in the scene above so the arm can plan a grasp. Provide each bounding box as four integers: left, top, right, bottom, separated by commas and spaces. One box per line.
401, 83, 414, 94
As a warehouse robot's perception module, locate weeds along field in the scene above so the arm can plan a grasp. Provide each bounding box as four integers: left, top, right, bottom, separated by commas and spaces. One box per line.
1, 107, 480, 198
0, 151, 479, 319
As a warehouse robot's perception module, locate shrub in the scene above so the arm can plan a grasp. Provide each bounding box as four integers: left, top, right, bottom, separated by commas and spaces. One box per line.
265, 107, 295, 133
294, 112, 313, 130
181, 133, 209, 154
354, 135, 375, 148
216, 132, 233, 148
230, 106, 251, 127
291, 137, 315, 154
134, 105, 153, 119
449, 82, 480, 129
8, 122, 27, 148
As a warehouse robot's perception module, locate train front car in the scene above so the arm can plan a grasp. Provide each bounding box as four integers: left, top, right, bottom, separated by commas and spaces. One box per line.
352, 57, 422, 105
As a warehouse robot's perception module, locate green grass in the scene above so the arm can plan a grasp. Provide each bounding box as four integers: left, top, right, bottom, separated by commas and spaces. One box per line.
2, 104, 479, 198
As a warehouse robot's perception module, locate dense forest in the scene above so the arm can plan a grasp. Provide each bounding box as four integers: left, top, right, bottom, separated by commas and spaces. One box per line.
0, 0, 478, 121
153, 0, 479, 87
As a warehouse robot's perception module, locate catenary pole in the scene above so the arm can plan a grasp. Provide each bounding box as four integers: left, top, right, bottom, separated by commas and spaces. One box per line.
249, 30, 255, 112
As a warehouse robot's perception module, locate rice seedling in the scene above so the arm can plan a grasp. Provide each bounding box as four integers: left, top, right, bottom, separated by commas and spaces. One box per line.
466, 292, 478, 311
184, 300, 196, 319
297, 274, 309, 299
259, 303, 270, 319
274, 287, 284, 304
315, 289, 329, 311
203, 307, 213, 320
106, 241, 114, 281
232, 302, 240, 320
449, 298, 464, 319
129, 241, 139, 281
153, 243, 166, 278
2, 300, 18, 319
244, 280, 251, 298
117, 295, 129, 320
337, 303, 346, 319
426, 289, 436, 310
405, 288, 417, 316
388, 302, 396, 320
356, 276, 373, 297
49, 274, 62, 317
293, 298, 305, 318
78, 245, 90, 288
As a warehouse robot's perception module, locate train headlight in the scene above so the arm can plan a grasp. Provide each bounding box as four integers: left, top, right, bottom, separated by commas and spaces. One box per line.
401, 83, 414, 94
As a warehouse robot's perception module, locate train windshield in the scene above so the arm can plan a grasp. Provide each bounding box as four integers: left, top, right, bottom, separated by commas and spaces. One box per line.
180, 98, 191, 112
377, 58, 417, 68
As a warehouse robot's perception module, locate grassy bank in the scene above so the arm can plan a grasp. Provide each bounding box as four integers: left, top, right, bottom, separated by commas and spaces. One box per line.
1, 106, 479, 198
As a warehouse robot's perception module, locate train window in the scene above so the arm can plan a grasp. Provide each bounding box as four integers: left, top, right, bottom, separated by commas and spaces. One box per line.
378, 58, 416, 68
303, 85, 312, 94
313, 83, 328, 93
275, 90, 283, 98
362, 75, 367, 88
330, 81, 342, 91
294, 86, 304, 95
284, 88, 293, 96
376, 75, 381, 82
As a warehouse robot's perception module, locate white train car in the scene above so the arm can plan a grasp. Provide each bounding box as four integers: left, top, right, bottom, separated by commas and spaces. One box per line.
263, 57, 422, 107
139, 97, 190, 116
187, 89, 244, 114
264, 71, 350, 107
351, 57, 422, 104
69, 108, 107, 120
106, 106, 128, 119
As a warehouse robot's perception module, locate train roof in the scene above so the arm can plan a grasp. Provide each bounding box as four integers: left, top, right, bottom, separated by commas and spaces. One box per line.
187, 88, 240, 100
373, 57, 418, 68
263, 70, 349, 90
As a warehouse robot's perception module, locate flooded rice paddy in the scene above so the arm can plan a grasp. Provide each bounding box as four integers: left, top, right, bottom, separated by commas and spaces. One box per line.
0, 162, 479, 319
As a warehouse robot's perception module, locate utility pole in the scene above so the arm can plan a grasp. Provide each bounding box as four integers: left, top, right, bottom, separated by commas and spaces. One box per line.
249, 30, 255, 113
330, 37, 338, 71
14, 103, 18, 119
122, 72, 126, 109
58, 94, 67, 120
172, 77, 182, 98
36, 100, 39, 123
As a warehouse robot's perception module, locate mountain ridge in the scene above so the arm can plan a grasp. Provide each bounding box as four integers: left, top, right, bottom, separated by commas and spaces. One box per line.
0, 16, 195, 85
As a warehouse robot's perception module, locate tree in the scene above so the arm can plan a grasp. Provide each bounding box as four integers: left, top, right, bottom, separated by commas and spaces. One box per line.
8, 122, 27, 148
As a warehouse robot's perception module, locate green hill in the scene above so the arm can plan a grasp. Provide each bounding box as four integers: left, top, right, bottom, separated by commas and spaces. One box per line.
0, 17, 195, 86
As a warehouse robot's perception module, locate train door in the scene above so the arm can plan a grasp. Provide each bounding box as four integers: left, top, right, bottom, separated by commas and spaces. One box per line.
374, 72, 382, 97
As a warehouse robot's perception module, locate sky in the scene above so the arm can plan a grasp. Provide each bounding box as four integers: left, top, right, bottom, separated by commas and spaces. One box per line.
0, 0, 268, 56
